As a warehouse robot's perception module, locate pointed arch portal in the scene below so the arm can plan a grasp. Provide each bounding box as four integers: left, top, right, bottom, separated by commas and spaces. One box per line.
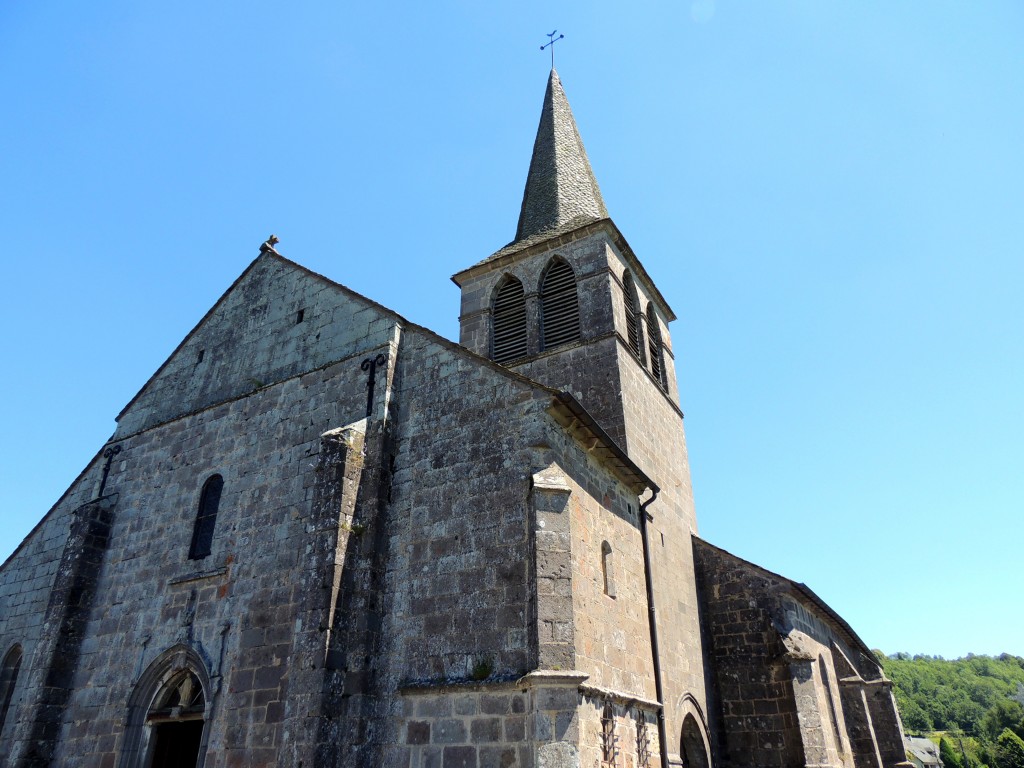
680, 713, 710, 768
118, 645, 211, 768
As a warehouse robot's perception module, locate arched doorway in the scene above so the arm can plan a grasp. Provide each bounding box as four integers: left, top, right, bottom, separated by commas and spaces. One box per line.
146, 670, 205, 768
680, 713, 710, 768
118, 645, 211, 768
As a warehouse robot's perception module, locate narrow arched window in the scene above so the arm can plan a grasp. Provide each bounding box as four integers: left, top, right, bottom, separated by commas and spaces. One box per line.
540, 258, 580, 350
636, 711, 652, 767
0, 645, 22, 742
601, 703, 617, 763
491, 276, 527, 363
646, 304, 667, 391
622, 271, 645, 362
601, 541, 616, 598
189, 474, 223, 560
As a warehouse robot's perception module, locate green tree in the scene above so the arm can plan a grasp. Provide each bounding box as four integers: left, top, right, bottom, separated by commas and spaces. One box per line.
984, 701, 1024, 741
996, 728, 1024, 768
942, 737, 965, 768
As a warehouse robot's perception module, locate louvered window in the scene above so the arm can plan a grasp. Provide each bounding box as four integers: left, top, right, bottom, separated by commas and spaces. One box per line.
540, 259, 580, 350
491, 277, 527, 363
623, 271, 645, 361
189, 474, 223, 560
647, 304, 667, 391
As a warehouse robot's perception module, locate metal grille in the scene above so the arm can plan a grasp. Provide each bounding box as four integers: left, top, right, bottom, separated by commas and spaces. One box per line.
491, 278, 527, 363
636, 713, 651, 767
601, 704, 617, 763
541, 259, 580, 350
623, 272, 643, 360
189, 474, 223, 560
646, 305, 667, 391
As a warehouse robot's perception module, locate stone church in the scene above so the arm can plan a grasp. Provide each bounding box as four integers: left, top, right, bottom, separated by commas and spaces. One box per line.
0, 70, 910, 768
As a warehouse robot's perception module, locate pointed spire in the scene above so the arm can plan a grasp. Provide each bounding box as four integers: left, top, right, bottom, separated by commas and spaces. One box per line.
514, 69, 608, 243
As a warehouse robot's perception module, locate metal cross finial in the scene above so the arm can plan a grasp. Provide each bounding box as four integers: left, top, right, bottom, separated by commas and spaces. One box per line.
540, 30, 564, 68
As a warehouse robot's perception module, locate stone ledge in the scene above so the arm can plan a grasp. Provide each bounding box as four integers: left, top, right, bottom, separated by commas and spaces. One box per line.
515, 669, 589, 689
167, 565, 229, 586
398, 677, 523, 696
578, 681, 660, 711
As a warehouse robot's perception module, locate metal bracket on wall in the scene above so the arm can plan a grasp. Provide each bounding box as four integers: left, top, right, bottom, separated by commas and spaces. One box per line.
360, 353, 387, 419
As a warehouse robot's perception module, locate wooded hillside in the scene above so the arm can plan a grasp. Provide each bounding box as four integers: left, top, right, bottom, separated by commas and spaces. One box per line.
878, 652, 1024, 768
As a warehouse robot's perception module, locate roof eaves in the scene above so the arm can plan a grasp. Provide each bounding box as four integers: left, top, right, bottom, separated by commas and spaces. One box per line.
692, 537, 876, 662
547, 391, 658, 495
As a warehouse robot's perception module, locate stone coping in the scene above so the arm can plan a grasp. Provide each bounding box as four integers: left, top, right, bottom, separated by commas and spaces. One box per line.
578, 682, 661, 711
399, 669, 593, 697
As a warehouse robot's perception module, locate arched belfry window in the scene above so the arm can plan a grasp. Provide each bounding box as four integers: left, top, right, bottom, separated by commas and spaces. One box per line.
491, 276, 527, 363
189, 474, 223, 560
646, 304, 667, 391
540, 258, 581, 351
0, 644, 23, 742
622, 271, 645, 362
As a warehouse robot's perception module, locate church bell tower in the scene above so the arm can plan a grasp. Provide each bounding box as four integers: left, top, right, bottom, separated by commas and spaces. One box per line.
451, 68, 711, 760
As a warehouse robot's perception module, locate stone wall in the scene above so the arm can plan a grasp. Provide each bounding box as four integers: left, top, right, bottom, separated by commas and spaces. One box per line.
114, 253, 400, 438
692, 539, 804, 768
393, 683, 533, 768
454, 225, 713, 766
693, 538, 909, 768
0, 258, 411, 766
0, 466, 94, 764
533, 434, 656, 698
600, 240, 708, 765
47, 347, 381, 767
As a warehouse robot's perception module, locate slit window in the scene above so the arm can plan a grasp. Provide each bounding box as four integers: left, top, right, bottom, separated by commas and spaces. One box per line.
540, 258, 581, 350
601, 541, 616, 598
296, 309, 305, 324
492, 276, 528, 363
189, 474, 223, 560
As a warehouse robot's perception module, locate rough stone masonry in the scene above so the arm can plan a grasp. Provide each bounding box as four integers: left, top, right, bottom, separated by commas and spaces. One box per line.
0, 68, 910, 768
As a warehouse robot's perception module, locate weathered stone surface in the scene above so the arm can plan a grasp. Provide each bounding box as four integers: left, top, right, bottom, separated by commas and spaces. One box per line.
0, 67, 906, 768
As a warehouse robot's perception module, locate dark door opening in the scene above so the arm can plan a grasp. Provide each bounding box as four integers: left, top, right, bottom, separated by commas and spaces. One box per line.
149, 719, 203, 768
680, 713, 710, 768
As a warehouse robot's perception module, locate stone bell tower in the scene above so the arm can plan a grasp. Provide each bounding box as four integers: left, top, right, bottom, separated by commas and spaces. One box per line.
452, 68, 713, 764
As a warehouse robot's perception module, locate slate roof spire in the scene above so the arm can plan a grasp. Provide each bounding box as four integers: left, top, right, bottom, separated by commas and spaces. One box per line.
514, 69, 608, 244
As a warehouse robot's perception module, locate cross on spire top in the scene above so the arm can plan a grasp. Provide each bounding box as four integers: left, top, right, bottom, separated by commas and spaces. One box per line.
540, 30, 564, 68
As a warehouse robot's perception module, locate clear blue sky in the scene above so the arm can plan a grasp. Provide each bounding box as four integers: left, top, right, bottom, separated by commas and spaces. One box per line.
1, 2, 1021, 659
